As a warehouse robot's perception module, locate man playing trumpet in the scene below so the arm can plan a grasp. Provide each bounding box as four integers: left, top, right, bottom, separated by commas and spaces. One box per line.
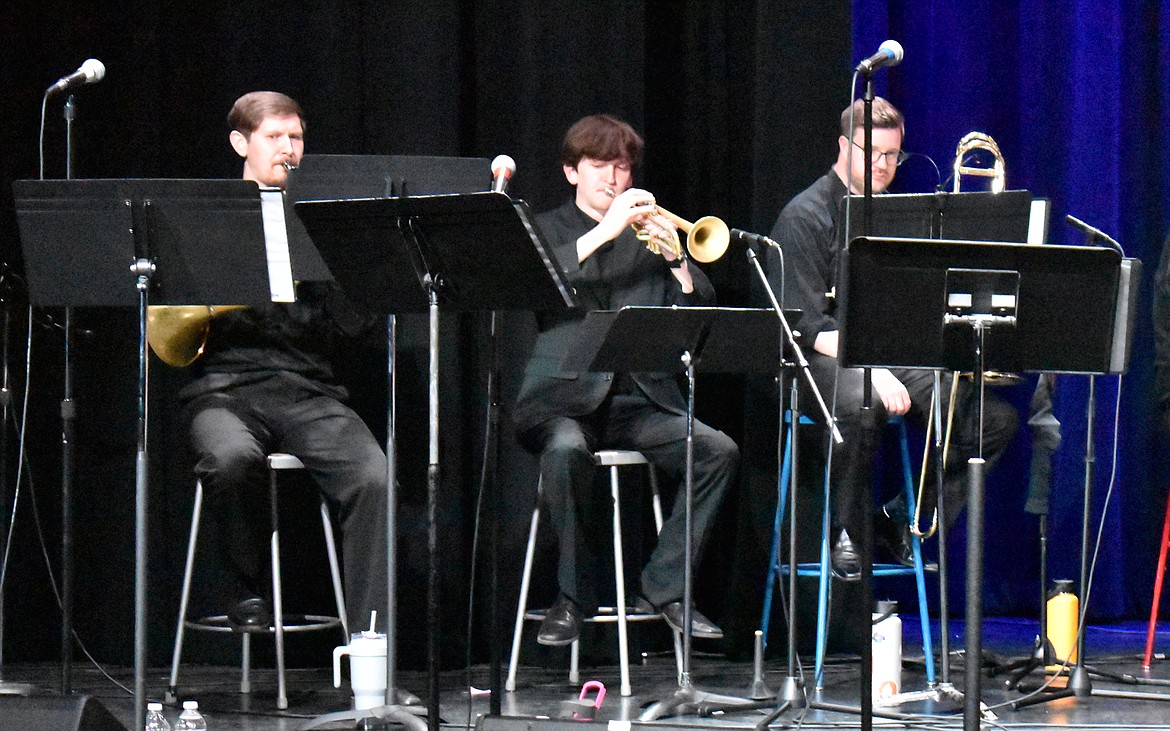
512, 113, 738, 646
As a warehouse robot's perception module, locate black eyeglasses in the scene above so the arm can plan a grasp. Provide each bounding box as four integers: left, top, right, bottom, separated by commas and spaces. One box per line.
852, 140, 910, 167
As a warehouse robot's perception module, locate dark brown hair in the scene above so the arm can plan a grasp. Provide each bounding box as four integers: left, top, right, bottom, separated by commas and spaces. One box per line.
560, 114, 644, 168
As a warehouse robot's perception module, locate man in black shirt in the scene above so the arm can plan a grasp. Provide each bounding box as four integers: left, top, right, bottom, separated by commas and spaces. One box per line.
765, 97, 1017, 580
181, 91, 387, 631
512, 114, 738, 645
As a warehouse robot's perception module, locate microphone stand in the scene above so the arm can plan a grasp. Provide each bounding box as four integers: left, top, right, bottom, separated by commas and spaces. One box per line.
60, 94, 77, 697
744, 244, 846, 728
0, 287, 35, 697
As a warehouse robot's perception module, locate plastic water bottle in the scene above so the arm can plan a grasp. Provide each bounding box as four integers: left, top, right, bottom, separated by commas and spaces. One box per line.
871, 599, 902, 703
144, 702, 171, 731
174, 700, 207, 731
1046, 579, 1079, 668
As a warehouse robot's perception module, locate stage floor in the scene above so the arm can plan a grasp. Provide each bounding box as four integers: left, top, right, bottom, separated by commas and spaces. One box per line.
10, 618, 1170, 730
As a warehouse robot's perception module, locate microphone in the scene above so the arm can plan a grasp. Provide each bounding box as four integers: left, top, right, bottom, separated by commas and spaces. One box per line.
856, 40, 903, 74
731, 228, 779, 249
48, 58, 106, 95
1066, 214, 1123, 252
490, 154, 516, 194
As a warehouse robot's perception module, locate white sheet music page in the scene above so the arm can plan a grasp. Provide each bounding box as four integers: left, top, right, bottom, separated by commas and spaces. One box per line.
259, 188, 296, 302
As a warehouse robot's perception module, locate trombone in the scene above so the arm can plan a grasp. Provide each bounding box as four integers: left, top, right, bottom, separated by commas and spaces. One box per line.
604, 187, 729, 263
910, 130, 1012, 539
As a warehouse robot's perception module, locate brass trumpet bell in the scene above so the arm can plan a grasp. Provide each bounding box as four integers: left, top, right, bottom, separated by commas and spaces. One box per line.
657, 209, 730, 263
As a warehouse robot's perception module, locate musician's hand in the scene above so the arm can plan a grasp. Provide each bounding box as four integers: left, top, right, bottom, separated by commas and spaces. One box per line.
872, 368, 911, 416
596, 187, 656, 242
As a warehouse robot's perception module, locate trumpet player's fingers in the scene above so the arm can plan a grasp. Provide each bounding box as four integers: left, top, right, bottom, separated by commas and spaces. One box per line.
639, 217, 676, 246
602, 187, 655, 229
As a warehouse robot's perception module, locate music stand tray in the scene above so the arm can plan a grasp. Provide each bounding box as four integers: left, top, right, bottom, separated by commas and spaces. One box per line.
283, 154, 491, 282
13, 178, 272, 307
839, 236, 1123, 374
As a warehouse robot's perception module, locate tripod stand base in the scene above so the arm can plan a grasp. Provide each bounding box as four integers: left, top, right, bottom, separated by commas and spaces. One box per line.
300, 701, 429, 731
639, 686, 756, 721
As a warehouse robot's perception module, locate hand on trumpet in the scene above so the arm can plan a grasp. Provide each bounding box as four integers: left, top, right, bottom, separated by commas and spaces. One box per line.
600, 187, 683, 260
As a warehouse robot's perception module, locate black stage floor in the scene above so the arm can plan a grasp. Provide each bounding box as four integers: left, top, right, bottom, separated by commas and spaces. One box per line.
8, 618, 1170, 730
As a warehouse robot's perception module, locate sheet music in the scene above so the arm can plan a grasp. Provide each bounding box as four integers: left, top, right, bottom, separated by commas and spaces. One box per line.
260, 188, 296, 302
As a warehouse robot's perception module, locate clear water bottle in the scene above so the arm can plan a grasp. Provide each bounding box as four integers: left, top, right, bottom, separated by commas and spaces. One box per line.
144, 702, 171, 731
174, 700, 207, 731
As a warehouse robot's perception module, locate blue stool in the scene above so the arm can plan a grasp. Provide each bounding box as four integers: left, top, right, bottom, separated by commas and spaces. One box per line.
760, 414, 935, 690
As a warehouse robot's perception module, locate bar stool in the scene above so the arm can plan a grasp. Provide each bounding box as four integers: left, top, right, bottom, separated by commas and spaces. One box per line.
506, 449, 681, 697
760, 415, 936, 690
166, 453, 349, 710
1143, 480, 1170, 669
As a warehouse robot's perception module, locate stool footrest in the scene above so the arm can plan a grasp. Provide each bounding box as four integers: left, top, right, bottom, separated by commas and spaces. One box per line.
523, 607, 664, 624
186, 614, 343, 634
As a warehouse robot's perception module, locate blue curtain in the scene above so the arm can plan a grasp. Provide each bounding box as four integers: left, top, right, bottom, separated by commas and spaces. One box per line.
853, 1, 1170, 619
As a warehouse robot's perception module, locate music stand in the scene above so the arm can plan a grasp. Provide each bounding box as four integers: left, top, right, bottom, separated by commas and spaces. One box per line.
840, 235, 1131, 730
295, 189, 573, 731
12, 178, 271, 730
561, 305, 780, 720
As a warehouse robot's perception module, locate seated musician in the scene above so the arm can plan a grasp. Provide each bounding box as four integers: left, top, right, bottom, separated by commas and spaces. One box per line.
179, 91, 387, 631
763, 97, 1018, 580
511, 114, 738, 645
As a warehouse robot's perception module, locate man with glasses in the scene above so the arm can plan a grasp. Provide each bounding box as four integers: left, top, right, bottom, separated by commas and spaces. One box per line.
763, 97, 1016, 581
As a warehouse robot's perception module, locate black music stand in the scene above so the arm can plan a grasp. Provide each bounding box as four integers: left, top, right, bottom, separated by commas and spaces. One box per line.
284, 153, 492, 282
562, 305, 780, 720
840, 235, 1130, 731
295, 190, 573, 731
12, 178, 271, 730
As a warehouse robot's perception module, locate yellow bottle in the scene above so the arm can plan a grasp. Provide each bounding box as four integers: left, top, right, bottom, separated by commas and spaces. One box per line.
1046, 579, 1078, 670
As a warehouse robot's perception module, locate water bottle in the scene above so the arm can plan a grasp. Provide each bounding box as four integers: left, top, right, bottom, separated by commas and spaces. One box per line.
871, 599, 902, 703
1046, 579, 1079, 668
144, 702, 171, 731
174, 700, 207, 731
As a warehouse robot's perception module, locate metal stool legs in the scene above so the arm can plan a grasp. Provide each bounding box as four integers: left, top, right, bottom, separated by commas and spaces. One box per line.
506, 449, 678, 696
166, 453, 348, 709
760, 416, 936, 691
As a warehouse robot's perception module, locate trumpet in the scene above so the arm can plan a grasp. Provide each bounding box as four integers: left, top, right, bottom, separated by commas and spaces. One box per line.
604, 187, 729, 263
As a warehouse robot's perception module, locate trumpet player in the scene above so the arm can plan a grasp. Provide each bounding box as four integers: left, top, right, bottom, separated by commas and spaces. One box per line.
763, 97, 1017, 581
512, 114, 738, 646
180, 91, 388, 632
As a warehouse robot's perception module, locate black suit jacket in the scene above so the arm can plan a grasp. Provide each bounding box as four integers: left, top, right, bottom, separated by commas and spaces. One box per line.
512, 200, 716, 435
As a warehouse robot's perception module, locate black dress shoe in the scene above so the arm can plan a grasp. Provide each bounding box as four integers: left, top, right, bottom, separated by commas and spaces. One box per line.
642, 598, 724, 639
227, 596, 273, 628
875, 509, 939, 572
831, 528, 862, 581
537, 595, 583, 646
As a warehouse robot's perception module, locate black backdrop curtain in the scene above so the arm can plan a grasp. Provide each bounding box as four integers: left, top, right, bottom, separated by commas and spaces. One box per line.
1, 2, 851, 666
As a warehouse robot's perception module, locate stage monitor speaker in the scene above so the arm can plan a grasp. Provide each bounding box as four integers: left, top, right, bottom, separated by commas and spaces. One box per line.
0, 695, 128, 731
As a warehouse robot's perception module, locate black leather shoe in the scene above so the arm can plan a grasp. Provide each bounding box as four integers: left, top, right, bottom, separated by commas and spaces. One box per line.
875, 509, 939, 572
227, 596, 273, 628
645, 599, 723, 639
537, 595, 582, 646
831, 528, 862, 581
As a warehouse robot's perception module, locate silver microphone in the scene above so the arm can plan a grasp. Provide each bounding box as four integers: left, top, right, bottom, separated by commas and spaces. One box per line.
490, 154, 516, 194
48, 58, 106, 95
